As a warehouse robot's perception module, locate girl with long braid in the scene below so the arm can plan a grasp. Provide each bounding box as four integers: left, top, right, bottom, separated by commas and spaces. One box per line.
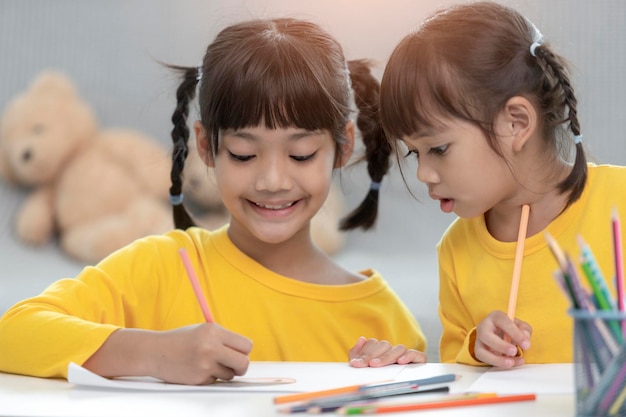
379, 1, 626, 367
0, 18, 425, 385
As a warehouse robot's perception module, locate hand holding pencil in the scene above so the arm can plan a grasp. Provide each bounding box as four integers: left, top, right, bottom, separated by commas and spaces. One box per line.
474, 311, 532, 368
473, 205, 532, 368
82, 248, 253, 386
161, 248, 253, 385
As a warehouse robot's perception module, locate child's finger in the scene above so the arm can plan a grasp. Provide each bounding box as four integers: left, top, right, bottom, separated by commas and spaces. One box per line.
367, 344, 408, 367
474, 342, 524, 368
349, 338, 392, 366
397, 349, 427, 364
348, 336, 368, 358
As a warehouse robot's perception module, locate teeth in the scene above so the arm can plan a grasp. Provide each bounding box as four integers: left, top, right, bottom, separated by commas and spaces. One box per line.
255, 201, 295, 210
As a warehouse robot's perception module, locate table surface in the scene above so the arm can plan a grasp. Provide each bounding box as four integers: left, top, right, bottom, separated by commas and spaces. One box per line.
0, 362, 576, 417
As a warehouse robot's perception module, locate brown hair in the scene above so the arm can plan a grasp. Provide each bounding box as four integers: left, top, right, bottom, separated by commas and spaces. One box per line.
380, 1, 587, 209
168, 18, 390, 230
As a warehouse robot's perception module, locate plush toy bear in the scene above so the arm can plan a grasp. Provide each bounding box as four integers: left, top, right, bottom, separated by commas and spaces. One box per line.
182, 138, 347, 255
0, 71, 173, 264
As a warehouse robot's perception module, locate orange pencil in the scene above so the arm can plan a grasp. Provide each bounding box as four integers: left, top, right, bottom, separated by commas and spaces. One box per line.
504, 204, 530, 344
178, 248, 214, 323
338, 393, 536, 414
273, 383, 366, 405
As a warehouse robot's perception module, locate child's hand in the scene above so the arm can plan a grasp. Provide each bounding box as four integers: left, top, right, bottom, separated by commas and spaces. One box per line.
474, 311, 532, 368
85, 323, 253, 385
348, 336, 427, 368
150, 323, 253, 385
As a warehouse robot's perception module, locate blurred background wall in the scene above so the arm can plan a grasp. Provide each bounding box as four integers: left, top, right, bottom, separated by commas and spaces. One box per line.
1, 0, 625, 361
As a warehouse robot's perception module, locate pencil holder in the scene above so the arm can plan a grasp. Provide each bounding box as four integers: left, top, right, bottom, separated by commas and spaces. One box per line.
570, 309, 626, 417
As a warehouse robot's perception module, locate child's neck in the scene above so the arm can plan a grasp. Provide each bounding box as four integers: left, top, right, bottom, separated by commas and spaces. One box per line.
485, 164, 572, 242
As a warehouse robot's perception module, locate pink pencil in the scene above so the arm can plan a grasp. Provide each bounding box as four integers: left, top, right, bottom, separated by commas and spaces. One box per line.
178, 248, 214, 323
612, 208, 625, 335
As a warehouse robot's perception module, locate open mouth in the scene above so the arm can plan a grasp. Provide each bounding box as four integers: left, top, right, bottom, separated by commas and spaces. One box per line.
253, 201, 297, 210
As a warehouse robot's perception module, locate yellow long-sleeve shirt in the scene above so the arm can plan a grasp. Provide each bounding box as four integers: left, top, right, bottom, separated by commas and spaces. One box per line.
0, 226, 425, 378
438, 164, 626, 365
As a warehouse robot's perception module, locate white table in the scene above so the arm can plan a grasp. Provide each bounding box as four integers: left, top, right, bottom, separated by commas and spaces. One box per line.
0, 363, 576, 416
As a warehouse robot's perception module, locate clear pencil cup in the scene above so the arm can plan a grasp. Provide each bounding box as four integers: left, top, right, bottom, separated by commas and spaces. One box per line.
570, 309, 626, 417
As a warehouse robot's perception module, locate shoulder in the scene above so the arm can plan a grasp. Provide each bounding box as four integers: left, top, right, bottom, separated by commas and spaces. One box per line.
586, 163, 626, 194
437, 216, 479, 250
588, 163, 626, 179
96, 227, 218, 269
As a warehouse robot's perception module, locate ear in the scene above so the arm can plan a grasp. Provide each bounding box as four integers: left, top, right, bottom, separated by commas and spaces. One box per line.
193, 120, 215, 167
335, 120, 355, 168
496, 96, 537, 153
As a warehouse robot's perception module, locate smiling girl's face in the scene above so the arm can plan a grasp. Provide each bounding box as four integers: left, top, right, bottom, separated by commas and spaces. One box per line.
195, 122, 352, 250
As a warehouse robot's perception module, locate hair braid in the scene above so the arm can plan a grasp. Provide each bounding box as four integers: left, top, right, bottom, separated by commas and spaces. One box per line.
169, 66, 200, 229
339, 60, 391, 231
535, 47, 587, 206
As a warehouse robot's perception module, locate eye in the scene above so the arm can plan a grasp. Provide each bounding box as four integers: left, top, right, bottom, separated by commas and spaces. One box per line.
228, 151, 254, 162
404, 149, 419, 159
291, 152, 317, 162
430, 144, 448, 156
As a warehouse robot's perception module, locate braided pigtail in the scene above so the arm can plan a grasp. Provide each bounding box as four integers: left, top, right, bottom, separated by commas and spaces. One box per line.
168, 65, 201, 229
339, 60, 392, 231
533, 46, 587, 207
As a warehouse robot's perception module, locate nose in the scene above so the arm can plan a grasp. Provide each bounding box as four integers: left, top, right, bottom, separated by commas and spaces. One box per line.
255, 157, 293, 192
416, 161, 439, 185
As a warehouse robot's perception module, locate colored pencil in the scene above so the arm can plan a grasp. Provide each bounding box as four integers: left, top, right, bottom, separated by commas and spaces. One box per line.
611, 208, 625, 335
337, 393, 536, 414
578, 235, 617, 310
178, 248, 214, 323
609, 383, 626, 416
355, 374, 458, 393
274, 384, 368, 405
504, 204, 530, 344
273, 374, 456, 405
306, 383, 453, 408
282, 386, 450, 414
599, 362, 626, 414
335, 392, 494, 416
546, 233, 578, 306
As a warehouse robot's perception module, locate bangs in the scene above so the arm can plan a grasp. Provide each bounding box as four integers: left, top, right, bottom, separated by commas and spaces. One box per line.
380, 35, 476, 141
203, 38, 349, 137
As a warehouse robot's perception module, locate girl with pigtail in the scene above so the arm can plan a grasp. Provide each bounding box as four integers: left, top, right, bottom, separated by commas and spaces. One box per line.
379, 1, 626, 367
0, 18, 425, 385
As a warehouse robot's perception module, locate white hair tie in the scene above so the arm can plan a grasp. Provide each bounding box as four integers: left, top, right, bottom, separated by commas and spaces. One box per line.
527, 19, 544, 57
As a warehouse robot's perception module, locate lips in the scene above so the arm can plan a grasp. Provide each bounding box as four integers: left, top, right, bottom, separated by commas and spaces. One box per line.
253, 201, 296, 210
429, 192, 444, 201
429, 192, 455, 213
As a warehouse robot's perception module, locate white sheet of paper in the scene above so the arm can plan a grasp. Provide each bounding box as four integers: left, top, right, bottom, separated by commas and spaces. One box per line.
467, 363, 574, 394
68, 361, 407, 392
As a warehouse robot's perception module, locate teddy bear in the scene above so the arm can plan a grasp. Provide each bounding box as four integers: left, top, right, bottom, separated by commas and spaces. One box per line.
182, 137, 347, 255
0, 70, 174, 264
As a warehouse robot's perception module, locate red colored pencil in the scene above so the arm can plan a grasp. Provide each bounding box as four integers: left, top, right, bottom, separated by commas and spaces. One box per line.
337, 393, 536, 414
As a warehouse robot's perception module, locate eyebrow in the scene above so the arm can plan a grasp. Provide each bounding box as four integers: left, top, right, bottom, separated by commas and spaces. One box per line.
224, 129, 323, 141
409, 129, 437, 140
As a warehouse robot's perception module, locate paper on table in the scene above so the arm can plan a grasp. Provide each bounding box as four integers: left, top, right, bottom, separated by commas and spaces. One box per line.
467, 364, 574, 394
68, 361, 406, 392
